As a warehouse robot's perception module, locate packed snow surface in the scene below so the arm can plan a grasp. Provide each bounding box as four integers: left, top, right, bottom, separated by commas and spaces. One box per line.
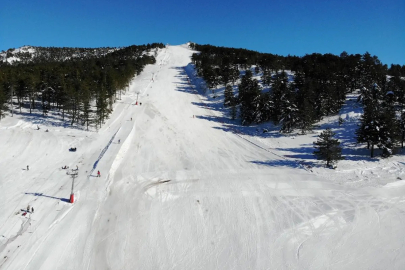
1, 45, 405, 270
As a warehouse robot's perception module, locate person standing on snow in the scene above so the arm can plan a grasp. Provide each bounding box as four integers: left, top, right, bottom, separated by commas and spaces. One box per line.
27, 165, 29, 170
97, 171, 101, 177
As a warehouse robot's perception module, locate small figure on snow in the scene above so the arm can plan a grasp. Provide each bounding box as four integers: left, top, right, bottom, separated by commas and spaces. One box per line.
27, 205, 30, 212
131, 117, 132, 121
31, 207, 34, 213
37, 125, 40, 130
27, 165, 29, 171
118, 139, 120, 144
97, 171, 101, 177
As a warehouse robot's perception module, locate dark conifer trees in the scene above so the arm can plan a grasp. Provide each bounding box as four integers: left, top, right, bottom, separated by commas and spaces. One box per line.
0, 81, 8, 120
313, 128, 344, 167
224, 84, 234, 107
279, 79, 299, 133
294, 72, 315, 134
389, 75, 405, 148
0, 43, 162, 128
238, 70, 261, 125
377, 90, 398, 157
269, 71, 289, 124
356, 81, 399, 158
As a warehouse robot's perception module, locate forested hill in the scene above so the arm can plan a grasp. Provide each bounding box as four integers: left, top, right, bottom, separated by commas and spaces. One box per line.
0, 43, 164, 65
0, 43, 165, 128
189, 43, 405, 158
1, 42, 405, 158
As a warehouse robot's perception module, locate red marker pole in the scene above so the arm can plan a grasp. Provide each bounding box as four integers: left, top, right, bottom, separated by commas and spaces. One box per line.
69, 170, 78, 204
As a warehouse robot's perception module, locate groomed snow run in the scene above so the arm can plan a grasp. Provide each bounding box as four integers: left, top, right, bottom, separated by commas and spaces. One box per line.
1, 44, 405, 270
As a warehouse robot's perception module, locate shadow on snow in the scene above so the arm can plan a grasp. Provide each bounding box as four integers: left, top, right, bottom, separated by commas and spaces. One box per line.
25, 192, 70, 203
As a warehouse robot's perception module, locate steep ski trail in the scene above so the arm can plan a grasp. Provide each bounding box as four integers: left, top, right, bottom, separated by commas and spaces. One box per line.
1, 45, 405, 270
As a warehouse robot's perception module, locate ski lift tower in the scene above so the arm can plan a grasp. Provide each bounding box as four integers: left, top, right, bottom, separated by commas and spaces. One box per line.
68, 169, 78, 203
135, 91, 140, 105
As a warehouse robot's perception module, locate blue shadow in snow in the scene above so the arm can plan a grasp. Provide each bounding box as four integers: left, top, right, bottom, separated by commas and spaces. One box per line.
250, 159, 302, 168
25, 192, 70, 203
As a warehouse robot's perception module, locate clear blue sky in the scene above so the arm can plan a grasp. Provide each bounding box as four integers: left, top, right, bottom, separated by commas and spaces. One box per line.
1, 0, 404, 65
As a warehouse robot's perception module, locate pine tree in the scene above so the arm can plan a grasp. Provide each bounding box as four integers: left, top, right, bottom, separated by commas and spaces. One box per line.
16, 76, 29, 113
355, 83, 397, 157
230, 97, 237, 120
313, 128, 344, 167
238, 70, 261, 125
261, 68, 272, 86
203, 66, 219, 91
294, 72, 316, 134
270, 71, 288, 124
230, 66, 240, 86
389, 75, 405, 147
377, 91, 398, 157
355, 99, 380, 157
79, 81, 93, 131
255, 92, 271, 123
224, 84, 234, 107
279, 82, 299, 133
219, 57, 231, 87
0, 82, 9, 120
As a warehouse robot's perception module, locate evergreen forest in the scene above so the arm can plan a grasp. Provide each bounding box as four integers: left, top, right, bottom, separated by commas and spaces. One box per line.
0, 43, 165, 129
1, 42, 405, 158
189, 43, 405, 158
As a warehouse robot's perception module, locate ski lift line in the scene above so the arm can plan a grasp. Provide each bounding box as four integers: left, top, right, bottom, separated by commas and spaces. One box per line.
182, 67, 267, 161
140, 49, 167, 96
88, 127, 121, 179
182, 68, 310, 172
234, 130, 309, 171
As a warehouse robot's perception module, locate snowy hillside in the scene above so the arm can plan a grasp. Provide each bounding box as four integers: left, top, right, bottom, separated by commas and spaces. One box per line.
1, 44, 405, 270
0, 45, 121, 64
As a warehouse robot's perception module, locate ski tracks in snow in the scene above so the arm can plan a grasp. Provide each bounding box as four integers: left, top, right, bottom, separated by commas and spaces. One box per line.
182, 65, 310, 173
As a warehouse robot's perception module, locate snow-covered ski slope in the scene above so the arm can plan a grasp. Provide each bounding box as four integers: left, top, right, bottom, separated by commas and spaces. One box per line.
1, 44, 405, 270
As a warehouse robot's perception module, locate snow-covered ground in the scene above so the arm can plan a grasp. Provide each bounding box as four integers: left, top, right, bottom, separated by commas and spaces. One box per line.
1, 44, 405, 270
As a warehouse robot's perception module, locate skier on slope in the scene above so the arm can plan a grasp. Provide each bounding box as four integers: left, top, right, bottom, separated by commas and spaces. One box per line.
97, 171, 101, 177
